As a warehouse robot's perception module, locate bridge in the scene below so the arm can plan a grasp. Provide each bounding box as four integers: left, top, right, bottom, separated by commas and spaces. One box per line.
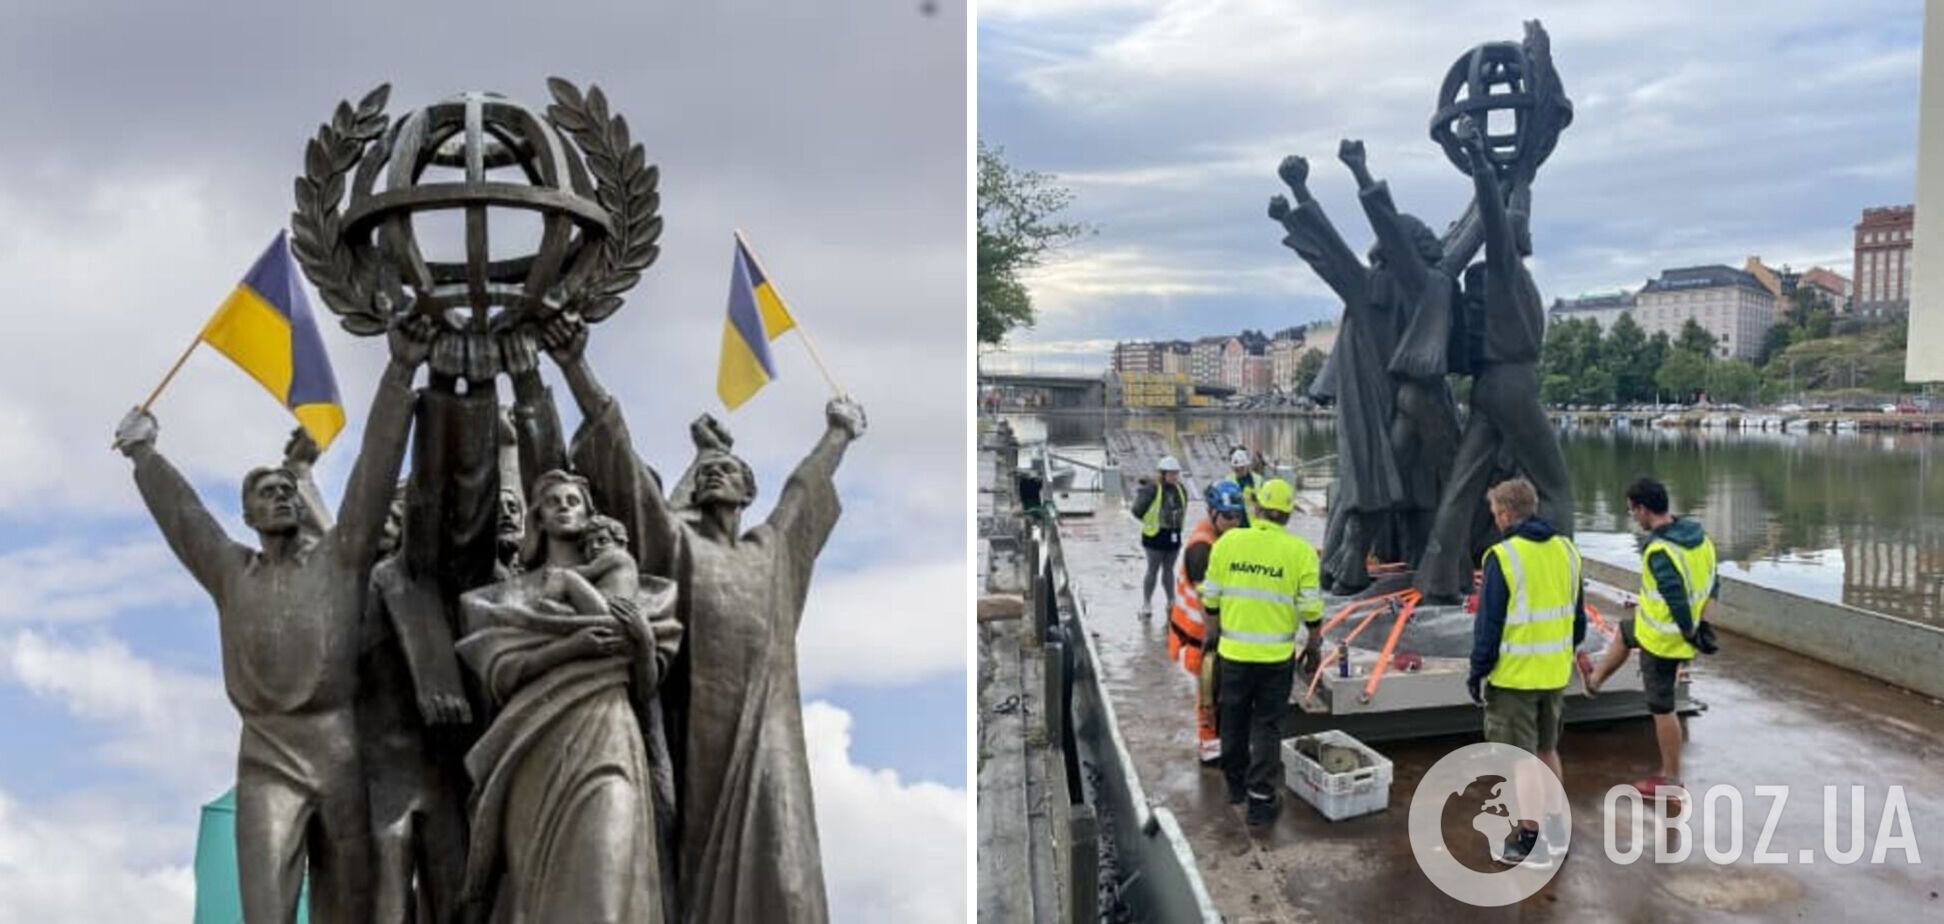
980, 372, 1106, 410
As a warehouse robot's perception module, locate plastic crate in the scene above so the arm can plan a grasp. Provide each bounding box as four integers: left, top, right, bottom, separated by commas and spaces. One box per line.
1282, 730, 1393, 821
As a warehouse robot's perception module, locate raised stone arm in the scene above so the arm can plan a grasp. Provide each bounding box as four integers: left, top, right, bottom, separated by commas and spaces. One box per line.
334, 316, 432, 568
1269, 154, 1369, 309
115, 409, 247, 598
546, 312, 683, 577
501, 328, 568, 503
766, 397, 864, 559
282, 428, 335, 535
1345, 139, 1430, 296
1338, 139, 1375, 192
1460, 119, 1519, 285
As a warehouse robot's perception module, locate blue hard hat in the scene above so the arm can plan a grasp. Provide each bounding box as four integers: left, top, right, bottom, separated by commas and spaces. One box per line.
1206, 480, 1246, 516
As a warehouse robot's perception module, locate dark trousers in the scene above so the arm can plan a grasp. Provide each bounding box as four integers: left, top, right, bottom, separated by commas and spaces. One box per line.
1218, 655, 1296, 801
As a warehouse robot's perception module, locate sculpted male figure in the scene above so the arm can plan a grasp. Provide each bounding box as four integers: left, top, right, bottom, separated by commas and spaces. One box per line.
539, 315, 864, 923
113, 318, 431, 923
1268, 154, 1405, 593
1415, 119, 1575, 602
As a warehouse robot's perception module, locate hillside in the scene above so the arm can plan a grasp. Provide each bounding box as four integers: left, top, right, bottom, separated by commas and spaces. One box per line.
1769, 319, 1909, 395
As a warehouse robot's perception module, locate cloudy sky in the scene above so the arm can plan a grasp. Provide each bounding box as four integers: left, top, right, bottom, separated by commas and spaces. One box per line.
0, 2, 965, 921
979, 0, 1923, 373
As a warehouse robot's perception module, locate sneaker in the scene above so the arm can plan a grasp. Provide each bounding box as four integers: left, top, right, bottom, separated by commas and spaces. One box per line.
1542, 814, 1570, 858
1497, 827, 1553, 868
1138, 605, 1152, 620
1245, 794, 1280, 827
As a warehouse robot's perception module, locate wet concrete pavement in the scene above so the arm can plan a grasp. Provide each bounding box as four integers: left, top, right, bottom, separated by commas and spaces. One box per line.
1058, 507, 1944, 922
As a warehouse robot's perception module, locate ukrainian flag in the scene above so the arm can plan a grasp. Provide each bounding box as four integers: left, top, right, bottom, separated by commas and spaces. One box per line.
717, 234, 798, 410
199, 232, 345, 448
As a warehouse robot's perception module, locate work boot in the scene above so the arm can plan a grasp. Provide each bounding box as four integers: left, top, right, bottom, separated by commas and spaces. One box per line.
1245, 792, 1280, 827
1225, 779, 1246, 806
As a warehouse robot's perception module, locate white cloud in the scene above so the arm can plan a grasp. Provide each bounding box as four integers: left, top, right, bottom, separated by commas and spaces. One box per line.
0, 788, 198, 924
983, 0, 1920, 344
800, 557, 968, 692
0, 539, 199, 624
805, 701, 967, 923
0, 630, 236, 796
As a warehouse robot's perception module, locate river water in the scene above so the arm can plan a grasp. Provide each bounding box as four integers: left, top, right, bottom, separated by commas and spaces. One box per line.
999, 411, 1944, 625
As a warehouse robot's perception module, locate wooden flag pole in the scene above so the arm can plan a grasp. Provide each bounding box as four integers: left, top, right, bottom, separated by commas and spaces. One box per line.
140, 335, 204, 414
112, 333, 201, 448
734, 228, 844, 397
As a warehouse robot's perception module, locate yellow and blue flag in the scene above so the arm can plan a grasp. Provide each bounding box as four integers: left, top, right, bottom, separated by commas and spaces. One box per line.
198, 232, 345, 448
717, 234, 799, 409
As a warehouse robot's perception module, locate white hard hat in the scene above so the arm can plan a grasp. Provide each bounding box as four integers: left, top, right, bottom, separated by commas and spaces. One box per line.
1231, 448, 1252, 466
1157, 455, 1182, 472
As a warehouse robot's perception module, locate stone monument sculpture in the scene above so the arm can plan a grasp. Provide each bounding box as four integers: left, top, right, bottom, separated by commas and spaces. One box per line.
1268, 20, 1575, 603
113, 318, 429, 923
542, 310, 865, 924
116, 79, 854, 924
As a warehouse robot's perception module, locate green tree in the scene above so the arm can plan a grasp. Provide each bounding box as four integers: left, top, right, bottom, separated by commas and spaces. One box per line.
1656, 348, 1710, 401
1575, 364, 1616, 406
1710, 359, 1761, 404
1677, 318, 1719, 357
1542, 373, 1574, 406
1802, 305, 1833, 340
1602, 311, 1654, 402
1292, 348, 1328, 394
1755, 323, 1795, 367
978, 141, 1085, 344
1644, 331, 1671, 401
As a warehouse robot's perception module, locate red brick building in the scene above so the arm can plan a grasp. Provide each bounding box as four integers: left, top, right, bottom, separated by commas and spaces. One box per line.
1854, 205, 1913, 316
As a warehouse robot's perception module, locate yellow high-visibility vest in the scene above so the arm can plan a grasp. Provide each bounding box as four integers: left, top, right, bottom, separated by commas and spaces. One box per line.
1482, 533, 1581, 690
1138, 482, 1188, 539
1637, 534, 1717, 661
1204, 520, 1323, 663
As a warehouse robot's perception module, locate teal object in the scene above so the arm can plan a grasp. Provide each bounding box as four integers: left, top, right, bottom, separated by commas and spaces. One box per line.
194, 789, 310, 924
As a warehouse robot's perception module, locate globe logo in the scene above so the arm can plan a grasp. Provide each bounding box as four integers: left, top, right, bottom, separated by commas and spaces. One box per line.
1407, 742, 1569, 905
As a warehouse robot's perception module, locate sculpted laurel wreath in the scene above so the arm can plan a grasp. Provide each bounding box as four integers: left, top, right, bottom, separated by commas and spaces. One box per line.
288, 81, 659, 334
290, 84, 392, 336
544, 77, 663, 323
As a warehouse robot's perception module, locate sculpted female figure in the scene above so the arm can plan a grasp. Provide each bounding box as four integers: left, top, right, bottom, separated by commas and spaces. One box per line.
456, 469, 682, 923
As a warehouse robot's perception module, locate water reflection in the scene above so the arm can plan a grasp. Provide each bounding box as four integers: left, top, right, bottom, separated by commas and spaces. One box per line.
1000, 412, 1944, 623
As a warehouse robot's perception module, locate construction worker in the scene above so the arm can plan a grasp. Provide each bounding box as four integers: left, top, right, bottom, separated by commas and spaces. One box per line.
1203, 478, 1323, 826
1229, 448, 1259, 522
1132, 455, 1189, 619
1584, 476, 1718, 803
1467, 476, 1585, 866
1170, 480, 1248, 765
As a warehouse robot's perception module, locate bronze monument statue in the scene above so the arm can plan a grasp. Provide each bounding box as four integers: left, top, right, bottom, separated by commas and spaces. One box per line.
113, 317, 430, 923
1268, 20, 1575, 604
118, 79, 856, 924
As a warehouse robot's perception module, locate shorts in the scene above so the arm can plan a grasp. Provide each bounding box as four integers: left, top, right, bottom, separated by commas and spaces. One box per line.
1618, 619, 1685, 715
1483, 685, 1564, 754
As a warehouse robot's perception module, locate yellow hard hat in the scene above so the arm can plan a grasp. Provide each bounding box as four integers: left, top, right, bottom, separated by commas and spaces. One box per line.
1256, 478, 1295, 513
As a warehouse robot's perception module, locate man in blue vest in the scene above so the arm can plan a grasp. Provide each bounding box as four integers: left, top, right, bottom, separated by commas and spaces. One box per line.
1468, 476, 1585, 866
1584, 476, 1718, 803
1203, 478, 1323, 826
1132, 455, 1189, 619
